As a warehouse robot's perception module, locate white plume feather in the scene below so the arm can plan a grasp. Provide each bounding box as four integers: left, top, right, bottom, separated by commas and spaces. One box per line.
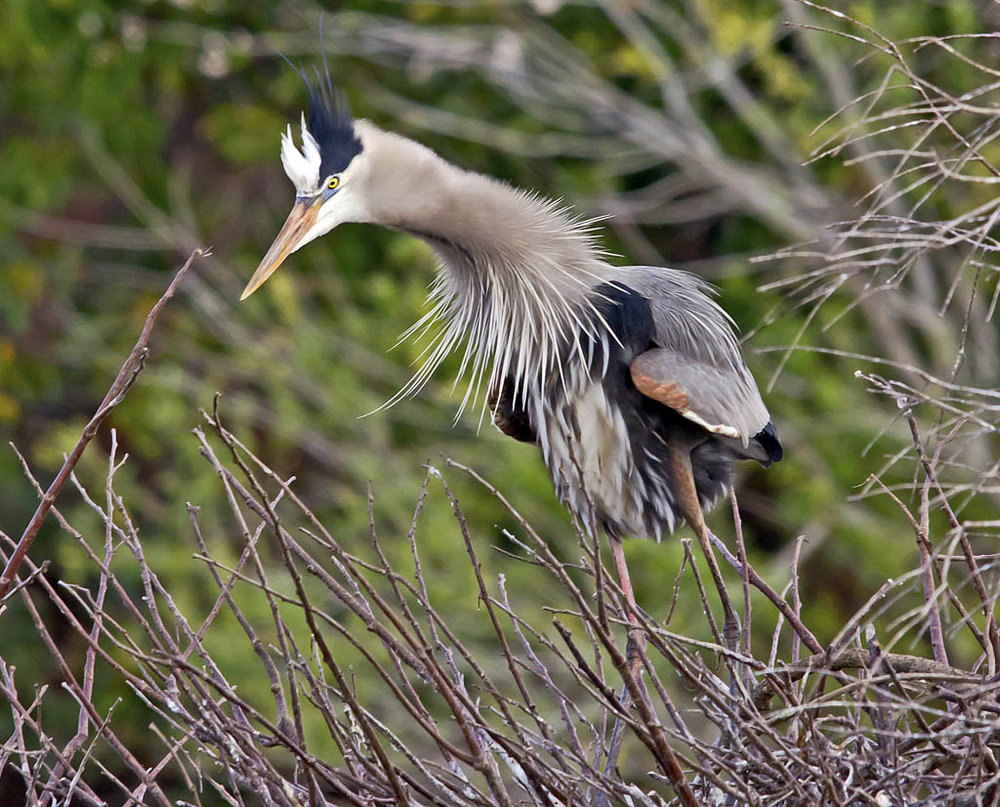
280, 115, 322, 194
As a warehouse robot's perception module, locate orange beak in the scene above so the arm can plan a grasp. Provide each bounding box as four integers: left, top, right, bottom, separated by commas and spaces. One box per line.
240, 201, 318, 300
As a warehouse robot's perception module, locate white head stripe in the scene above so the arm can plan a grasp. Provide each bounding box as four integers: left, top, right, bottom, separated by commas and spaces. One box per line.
280, 114, 323, 194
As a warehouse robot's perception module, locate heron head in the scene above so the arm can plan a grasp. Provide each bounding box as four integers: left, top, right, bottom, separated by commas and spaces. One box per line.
241, 72, 365, 300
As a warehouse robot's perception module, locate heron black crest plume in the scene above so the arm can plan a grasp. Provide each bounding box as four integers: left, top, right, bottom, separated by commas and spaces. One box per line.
289, 59, 362, 179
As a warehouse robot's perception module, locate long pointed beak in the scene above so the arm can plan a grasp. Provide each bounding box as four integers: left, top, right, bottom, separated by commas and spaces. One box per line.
240, 201, 318, 300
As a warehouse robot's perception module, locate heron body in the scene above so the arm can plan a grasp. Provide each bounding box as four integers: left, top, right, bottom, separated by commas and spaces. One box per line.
499, 273, 781, 541
243, 72, 782, 545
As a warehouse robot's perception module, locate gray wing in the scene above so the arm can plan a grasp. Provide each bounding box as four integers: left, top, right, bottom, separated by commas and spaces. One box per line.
618, 266, 771, 447
630, 349, 770, 445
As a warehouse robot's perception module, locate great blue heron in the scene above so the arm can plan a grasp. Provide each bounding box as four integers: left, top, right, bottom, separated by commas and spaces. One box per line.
241, 69, 782, 704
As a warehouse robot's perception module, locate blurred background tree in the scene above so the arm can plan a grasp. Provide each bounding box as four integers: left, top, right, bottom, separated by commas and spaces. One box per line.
2, 0, 997, 803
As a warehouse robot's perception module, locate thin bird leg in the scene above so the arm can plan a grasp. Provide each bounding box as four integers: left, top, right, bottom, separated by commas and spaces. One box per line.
596, 537, 648, 791
669, 445, 740, 654
608, 536, 646, 683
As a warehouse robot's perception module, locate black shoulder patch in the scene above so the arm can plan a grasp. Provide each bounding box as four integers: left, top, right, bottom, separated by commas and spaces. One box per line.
290, 61, 363, 178
589, 281, 655, 358
583, 281, 656, 399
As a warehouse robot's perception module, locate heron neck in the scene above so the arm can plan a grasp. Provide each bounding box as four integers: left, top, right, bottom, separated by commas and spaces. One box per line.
359, 122, 608, 298
361, 121, 612, 409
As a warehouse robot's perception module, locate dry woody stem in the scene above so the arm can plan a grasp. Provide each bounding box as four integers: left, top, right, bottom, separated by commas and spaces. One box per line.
0, 248, 206, 600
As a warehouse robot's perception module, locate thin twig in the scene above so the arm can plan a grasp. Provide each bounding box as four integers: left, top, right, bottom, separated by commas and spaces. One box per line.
1, 248, 207, 599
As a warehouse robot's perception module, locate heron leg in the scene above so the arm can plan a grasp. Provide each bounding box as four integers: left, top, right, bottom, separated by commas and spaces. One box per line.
609, 535, 644, 666
669, 445, 740, 653
609, 534, 648, 698
596, 537, 648, 791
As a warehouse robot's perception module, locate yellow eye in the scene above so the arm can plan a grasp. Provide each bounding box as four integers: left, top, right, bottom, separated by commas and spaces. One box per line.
327, 176, 340, 190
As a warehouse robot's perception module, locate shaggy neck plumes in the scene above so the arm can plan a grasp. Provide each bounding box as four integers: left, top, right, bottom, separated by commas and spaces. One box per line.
355, 121, 614, 415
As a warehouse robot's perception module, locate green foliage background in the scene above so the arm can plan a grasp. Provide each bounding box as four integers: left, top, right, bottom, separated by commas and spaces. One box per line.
0, 0, 994, 801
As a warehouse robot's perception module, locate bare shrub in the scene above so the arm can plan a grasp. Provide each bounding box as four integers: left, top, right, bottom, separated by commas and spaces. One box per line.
3, 392, 998, 806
